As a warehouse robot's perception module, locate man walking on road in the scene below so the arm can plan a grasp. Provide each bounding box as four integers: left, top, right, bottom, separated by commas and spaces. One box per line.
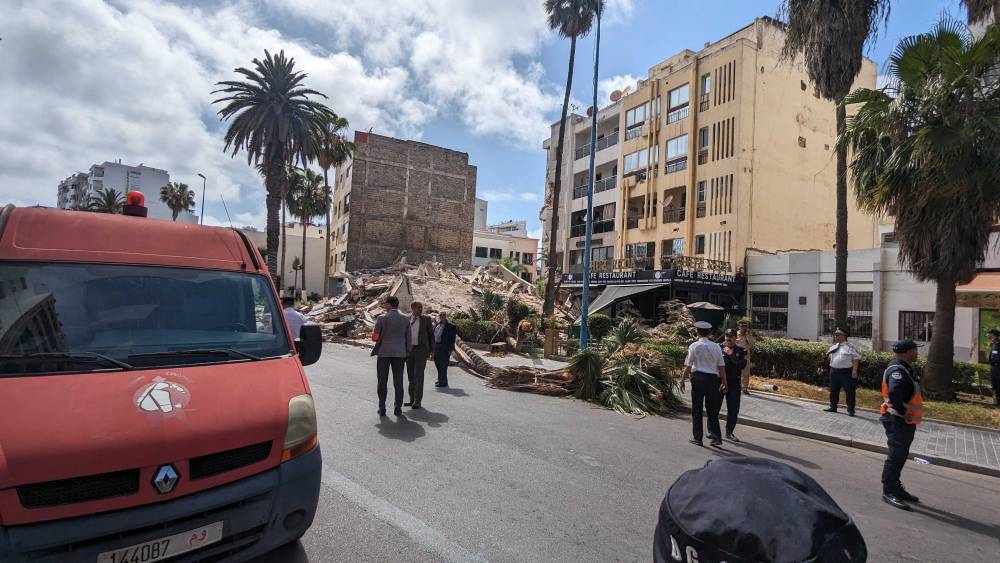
371, 296, 411, 417
736, 319, 756, 396
880, 340, 924, 511
680, 321, 727, 447
433, 311, 457, 388
988, 329, 1000, 407
722, 328, 748, 442
405, 301, 435, 409
824, 328, 861, 416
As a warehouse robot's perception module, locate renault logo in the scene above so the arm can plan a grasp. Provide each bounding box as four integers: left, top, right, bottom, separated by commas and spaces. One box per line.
153, 464, 179, 494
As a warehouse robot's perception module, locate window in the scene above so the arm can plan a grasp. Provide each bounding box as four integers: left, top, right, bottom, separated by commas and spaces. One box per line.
624, 148, 649, 174
341, 222, 349, 235
92, 167, 104, 178
661, 238, 685, 258
652, 96, 661, 116
700, 73, 712, 95
625, 104, 647, 128
667, 84, 690, 123
489, 248, 502, 259
625, 242, 655, 270
523, 253, 533, 265
880, 231, 898, 248
750, 292, 789, 333
695, 234, 706, 255
591, 246, 613, 262
666, 134, 687, 160
343, 193, 350, 213
92, 180, 103, 190
475, 246, 488, 258
698, 127, 709, 149
899, 311, 934, 342
696, 181, 707, 218
819, 292, 874, 338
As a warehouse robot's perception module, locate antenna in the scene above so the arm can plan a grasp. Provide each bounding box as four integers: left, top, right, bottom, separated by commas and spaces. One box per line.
220, 194, 234, 229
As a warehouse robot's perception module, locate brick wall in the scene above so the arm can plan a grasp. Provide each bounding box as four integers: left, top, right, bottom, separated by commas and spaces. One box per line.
344, 134, 476, 270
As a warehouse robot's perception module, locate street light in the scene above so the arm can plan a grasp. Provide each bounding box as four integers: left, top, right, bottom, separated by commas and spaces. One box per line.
197, 173, 206, 225
579, 2, 603, 350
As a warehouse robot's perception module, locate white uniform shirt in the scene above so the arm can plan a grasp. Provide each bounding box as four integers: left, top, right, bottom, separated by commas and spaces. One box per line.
410, 316, 420, 349
685, 338, 726, 375
283, 307, 306, 339
827, 341, 860, 369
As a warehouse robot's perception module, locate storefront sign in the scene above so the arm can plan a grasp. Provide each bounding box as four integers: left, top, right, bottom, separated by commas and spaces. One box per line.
561, 268, 743, 291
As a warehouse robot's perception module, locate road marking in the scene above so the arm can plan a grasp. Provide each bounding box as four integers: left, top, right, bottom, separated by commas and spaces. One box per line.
320, 467, 487, 563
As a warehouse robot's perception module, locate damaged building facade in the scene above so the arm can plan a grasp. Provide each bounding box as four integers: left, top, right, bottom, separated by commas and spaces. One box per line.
331, 132, 477, 273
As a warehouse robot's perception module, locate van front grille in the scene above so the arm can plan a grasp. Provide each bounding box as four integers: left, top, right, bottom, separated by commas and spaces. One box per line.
17, 469, 140, 508
190, 441, 272, 480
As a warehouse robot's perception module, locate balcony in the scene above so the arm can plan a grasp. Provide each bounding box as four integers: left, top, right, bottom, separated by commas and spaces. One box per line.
570, 219, 615, 238
574, 131, 619, 160
666, 105, 689, 124
616, 257, 655, 271
626, 217, 639, 229
697, 149, 709, 165
665, 158, 688, 175
624, 125, 643, 141
572, 175, 618, 199
699, 93, 710, 112
696, 202, 707, 218
663, 208, 686, 223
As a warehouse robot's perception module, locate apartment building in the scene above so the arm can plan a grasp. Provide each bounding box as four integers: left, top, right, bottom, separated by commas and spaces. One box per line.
471, 201, 539, 281
56, 161, 197, 223
331, 132, 477, 272
540, 16, 878, 313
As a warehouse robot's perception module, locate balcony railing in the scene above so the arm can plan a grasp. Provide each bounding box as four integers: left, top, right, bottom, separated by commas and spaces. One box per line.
696, 202, 707, 218
617, 257, 655, 271
626, 217, 640, 229
699, 93, 710, 112
666, 105, 690, 124
570, 219, 615, 238
697, 149, 709, 165
665, 158, 688, 175
572, 175, 618, 199
624, 125, 643, 141
663, 208, 686, 223
574, 131, 620, 160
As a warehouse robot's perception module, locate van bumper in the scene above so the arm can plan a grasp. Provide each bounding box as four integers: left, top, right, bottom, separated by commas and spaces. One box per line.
0, 445, 322, 563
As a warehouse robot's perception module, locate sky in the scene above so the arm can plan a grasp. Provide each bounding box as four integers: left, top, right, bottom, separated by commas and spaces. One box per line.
0, 0, 966, 240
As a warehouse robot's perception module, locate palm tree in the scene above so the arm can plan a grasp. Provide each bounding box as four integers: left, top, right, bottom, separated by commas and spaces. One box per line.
213, 49, 333, 278
963, 0, 999, 26
286, 167, 329, 295
842, 20, 1000, 398
159, 182, 195, 221
499, 256, 527, 274
291, 256, 302, 291
312, 114, 355, 296
542, 0, 604, 317
87, 187, 125, 214
781, 0, 891, 332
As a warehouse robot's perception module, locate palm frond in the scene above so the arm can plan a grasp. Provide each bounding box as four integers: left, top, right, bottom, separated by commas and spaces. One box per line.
544, 0, 605, 39
568, 348, 604, 400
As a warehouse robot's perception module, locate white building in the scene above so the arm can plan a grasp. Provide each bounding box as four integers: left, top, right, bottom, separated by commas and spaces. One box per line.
472, 200, 539, 282
241, 223, 330, 296
57, 161, 197, 223
746, 235, 1000, 363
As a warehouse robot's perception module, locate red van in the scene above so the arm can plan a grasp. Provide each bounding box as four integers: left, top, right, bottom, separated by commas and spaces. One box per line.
0, 204, 323, 562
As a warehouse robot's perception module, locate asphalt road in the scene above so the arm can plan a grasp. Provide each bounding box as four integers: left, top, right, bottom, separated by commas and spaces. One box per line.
255, 343, 1000, 562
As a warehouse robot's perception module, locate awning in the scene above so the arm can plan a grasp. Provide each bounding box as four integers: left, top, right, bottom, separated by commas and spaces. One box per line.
579, 284, 661, 320
957, 271, 1000, 308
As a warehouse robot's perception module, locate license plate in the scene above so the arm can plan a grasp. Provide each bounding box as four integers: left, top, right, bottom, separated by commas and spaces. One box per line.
96, 521, 223, 563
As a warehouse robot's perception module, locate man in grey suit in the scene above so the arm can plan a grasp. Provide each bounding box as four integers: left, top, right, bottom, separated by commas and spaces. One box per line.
405, 301, 435, 409
371, 296, 411, 416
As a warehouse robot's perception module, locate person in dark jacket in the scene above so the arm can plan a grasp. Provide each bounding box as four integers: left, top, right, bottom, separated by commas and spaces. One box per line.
433, 311, 457, 387
721, 328, 748, 442
989, 328, 1000, 406
880, 340, 924, 511
405, 301, 435, 409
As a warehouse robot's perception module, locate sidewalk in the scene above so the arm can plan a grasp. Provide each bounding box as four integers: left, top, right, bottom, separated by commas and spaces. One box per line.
720, 392, 1000, 478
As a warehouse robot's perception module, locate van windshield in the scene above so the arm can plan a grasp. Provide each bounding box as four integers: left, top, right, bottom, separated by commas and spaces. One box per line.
0, 262, 290, 375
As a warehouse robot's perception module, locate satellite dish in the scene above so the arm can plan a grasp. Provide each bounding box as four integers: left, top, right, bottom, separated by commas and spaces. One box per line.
586, 106, 594, 117
622, 85, 632, 96
610, 89, 622, 102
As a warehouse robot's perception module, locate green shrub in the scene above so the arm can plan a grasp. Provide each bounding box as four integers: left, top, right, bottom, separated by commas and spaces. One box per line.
646, 342, 689, 369
480, 289, 506, 319
569, 348, 604, 400
565, 338, 580, 356
454, 319, 499, 344
451, 311, 471, 321
750, 338, 990, 394
506, 299, 533, 328
588, 313, 613, 341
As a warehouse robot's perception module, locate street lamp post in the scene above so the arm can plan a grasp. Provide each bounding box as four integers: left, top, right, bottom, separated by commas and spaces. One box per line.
579, 3, 603, 350
197, 173, 206, 225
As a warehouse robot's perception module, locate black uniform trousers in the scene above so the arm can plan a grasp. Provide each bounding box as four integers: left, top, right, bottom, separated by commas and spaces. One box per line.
881, 415, 916, 493
406, 351, 428, 406
724, 377, 742, 434
829, 367, 857, 412
376, 357, 406, 410
434, 350, 451, 386
991, 366, 1000, 405
691, 372, 723, 441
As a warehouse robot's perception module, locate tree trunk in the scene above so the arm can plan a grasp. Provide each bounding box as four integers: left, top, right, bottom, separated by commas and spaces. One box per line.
280, 194, 287, 291
924, 277, 957, 400
323, 168, 332, 297
834, 102, 849, 331
265, 160, 283, 282
301, 219, 308, 297
542, 34, 578, 317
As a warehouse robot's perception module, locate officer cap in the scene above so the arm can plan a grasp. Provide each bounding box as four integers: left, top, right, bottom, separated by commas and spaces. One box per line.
654, 458, 867, 562
694, 321, 713, 331
892, 339, 923, 353
724, 328, 737, 337
834, 327, 849, 336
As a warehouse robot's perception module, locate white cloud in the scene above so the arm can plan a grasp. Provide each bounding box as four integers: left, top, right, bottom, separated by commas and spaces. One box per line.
519, 192, 541, 202
604, 0, 636, 24
480, 187, 542, 204
598, 74, 640, 105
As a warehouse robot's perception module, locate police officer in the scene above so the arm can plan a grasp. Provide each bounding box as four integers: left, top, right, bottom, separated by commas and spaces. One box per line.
824, 327, 861, 416
988, 328, 1000, 407
722, 328, 748, 442
680, 321, 726, 447
880, 339, 924, 511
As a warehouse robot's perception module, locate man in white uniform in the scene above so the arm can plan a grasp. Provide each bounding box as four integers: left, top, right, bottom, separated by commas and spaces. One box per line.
824, 327, 861, 416
282, 295, 306, 340
680, 321, 727, 447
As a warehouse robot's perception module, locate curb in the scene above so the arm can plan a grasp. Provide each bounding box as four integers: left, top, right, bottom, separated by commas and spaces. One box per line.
678, 405, 1000, 479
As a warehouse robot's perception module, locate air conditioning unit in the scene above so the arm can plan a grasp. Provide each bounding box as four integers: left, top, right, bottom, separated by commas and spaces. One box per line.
624, 176, 638, 189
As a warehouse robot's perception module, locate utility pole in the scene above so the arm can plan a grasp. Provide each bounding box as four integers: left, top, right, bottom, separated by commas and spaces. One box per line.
580, 2, 602, 350
197, 173, 207, 225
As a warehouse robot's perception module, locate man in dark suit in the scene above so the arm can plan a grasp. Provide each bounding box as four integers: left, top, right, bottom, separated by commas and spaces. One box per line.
371, 296, 411, 416
405, 301, 435, 409
433, 311, 457, 388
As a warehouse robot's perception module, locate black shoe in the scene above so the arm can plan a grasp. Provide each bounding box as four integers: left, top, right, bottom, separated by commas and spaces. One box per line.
882, 493, 911, 511
411, 404, 422, 410
848, 410, 856, 417
726, 433, 740, 443
710, 438, 723, 446
378, 409, 386, 417
394, 407, 403, 416
895, 486, 920, 504
742, 390, 750, 396
707, 433, 721, 441
434, 382, 444, 387
404, 401, 414, 406
690, 439, 704, 446
823, 407, 837, 413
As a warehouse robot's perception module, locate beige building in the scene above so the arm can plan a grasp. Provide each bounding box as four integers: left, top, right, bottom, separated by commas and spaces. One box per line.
241, 223, 328, 296
541, 16, 878, 296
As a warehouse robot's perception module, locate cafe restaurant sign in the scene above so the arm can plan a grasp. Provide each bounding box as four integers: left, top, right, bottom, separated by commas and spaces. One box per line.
561, 268, 742, 290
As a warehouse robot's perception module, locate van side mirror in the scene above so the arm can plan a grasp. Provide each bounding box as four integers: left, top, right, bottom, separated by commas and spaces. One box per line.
296, 324, 323, 366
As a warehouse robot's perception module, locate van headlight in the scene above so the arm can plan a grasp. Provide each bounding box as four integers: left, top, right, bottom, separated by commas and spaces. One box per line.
281, 394, 318, 462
